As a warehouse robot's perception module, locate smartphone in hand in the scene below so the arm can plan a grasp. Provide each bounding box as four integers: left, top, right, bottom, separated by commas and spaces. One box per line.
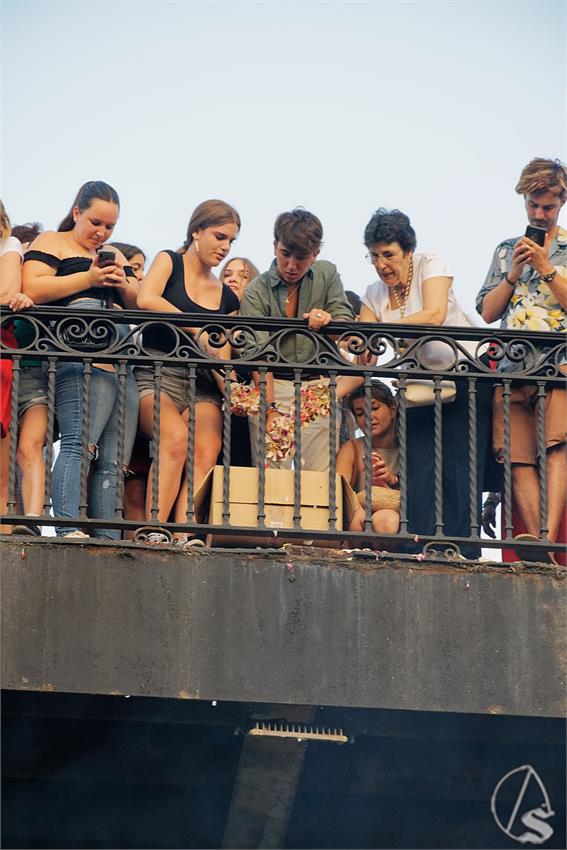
525, 225, 546, 247
97, 249, 116, 268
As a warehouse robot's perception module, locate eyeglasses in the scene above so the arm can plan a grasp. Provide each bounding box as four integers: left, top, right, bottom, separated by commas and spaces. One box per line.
365, 249, 402, 264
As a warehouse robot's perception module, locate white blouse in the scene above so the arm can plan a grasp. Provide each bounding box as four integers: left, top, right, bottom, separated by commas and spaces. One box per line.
361, 252, 475, 369
0, 236, 23, 260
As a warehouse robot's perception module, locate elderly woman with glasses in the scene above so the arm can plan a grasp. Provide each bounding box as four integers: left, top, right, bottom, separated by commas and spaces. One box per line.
358, 208, 498, 559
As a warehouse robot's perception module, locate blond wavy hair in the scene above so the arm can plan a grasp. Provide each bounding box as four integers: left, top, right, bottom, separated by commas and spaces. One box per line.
0, 199, 11, 242
515, 158, 567, 201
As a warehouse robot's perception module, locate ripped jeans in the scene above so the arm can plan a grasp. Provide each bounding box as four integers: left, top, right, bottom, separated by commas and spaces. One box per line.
52, 362, 139, 538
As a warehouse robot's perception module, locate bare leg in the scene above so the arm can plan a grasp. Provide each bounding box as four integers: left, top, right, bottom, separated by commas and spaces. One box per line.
139, 394, 188, 523
372, 509, 400, 536
349, 506, 366, 532
547, 444, 567, 542
174, 401, 222, 526
17, 404, 48, 516
372, 508, 400, 551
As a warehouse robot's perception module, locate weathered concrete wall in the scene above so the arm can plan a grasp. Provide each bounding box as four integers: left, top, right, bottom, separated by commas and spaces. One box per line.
1, 540, 565, 717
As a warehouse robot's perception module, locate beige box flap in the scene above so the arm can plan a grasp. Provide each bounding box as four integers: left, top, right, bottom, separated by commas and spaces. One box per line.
209, 467, 334, 509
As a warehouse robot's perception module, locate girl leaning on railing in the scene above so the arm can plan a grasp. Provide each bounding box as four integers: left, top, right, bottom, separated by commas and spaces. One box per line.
135, 199, 241, 545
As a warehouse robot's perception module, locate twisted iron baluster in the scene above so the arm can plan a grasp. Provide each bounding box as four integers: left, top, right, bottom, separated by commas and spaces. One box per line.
363, 373, 372, 533
536, 380, 548, 541
502, 380, 513, 541
79, 362, 92, 519
433, 377, 444, 537
114, 361, 127, 520
397, 376, 408, 536
328, 372, 337, 530
186, 366, 196, 524
42, 357, 57, 515
467, 377, 479, 538
6, 357, 20, 515
150, 361, 162, 522
293, 370, 302, 529
222, 372, 232, 526
257, 368, 267, 528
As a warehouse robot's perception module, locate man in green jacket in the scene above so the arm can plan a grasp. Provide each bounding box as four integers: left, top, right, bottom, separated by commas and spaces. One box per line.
240, 208, 354, 471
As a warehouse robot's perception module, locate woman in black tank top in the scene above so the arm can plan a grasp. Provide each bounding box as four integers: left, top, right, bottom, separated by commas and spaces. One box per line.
136, 199, 241, 540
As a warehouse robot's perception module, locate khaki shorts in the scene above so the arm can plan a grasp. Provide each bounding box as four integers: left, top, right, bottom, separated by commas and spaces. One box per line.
135, 363, 221, 413
493, 383, 566, 465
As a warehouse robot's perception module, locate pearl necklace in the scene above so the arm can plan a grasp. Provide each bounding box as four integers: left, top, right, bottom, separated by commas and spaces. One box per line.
390, 256, 413, 318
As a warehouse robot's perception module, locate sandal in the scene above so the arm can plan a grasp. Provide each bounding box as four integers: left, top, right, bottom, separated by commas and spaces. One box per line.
12, 523, 41, 536
177, 537, 206, 549
513, 533, 554, 564
146, 531, 170, 545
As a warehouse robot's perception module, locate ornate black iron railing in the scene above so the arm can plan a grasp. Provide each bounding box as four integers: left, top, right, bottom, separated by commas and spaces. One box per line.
0, 306, 564, 560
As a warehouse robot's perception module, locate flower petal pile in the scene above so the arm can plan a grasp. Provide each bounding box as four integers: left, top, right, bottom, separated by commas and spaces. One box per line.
230, 381, 332, 461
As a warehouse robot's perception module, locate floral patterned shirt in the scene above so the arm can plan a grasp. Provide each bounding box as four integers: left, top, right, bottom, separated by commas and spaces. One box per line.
476, 226, 567, 371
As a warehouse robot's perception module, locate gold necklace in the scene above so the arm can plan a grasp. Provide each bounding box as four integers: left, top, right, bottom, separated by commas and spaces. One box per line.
285, 282, 301, 304
390, 256, 413, 318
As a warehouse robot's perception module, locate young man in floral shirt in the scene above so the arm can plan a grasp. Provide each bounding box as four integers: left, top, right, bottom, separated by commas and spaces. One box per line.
476, 158, 566, 559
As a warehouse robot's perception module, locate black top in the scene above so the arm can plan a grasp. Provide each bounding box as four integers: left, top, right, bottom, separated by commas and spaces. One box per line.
23, 250, 134, 308
142, 250, 239, 353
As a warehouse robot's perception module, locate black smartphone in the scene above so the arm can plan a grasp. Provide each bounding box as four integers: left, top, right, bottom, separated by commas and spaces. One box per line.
97, 249, 116, 268
525, 225, 546, 247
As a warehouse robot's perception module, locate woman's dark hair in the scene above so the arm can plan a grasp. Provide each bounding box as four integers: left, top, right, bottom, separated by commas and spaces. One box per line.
273, 208, 323, 256
179, 199, 240, 253
345, 290, 362, 317
349, 380, 396, 411
363, 208, 417, 253
109, 241, 145, 262
11, 221, 43, 244
58, 181, 120, 232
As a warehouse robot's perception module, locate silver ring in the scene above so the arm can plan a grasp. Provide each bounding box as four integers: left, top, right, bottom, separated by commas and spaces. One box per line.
316, 312, 322, 317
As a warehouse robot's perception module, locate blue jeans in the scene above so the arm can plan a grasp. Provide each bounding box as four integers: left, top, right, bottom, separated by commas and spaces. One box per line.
52, 362, 139, 538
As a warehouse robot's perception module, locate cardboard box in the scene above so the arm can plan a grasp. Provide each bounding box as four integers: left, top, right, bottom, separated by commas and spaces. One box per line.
195, 466, 358, 547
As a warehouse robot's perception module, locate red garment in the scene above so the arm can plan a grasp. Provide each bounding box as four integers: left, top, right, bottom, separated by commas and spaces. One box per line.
128, 432, 151, 476
0, 325, 17, 438
489, 345, 566, 565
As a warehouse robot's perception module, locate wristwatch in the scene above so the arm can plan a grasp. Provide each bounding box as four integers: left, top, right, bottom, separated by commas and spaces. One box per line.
539, 270, 557, 284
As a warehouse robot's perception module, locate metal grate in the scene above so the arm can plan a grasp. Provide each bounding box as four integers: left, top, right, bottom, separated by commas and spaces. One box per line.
248, 721, 348, 743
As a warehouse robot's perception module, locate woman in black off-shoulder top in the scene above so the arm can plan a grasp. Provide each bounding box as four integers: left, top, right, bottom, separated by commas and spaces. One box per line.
23, 180, 140, 539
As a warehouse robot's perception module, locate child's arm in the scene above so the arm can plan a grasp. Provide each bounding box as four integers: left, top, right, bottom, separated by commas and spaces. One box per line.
336, 440, 356, 489
371, 453, 399, 488
336, 374, 364, 399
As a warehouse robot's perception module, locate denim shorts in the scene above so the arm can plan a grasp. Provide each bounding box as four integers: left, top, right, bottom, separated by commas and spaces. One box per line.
17, 364, 48, 418
135, 358, 221, 413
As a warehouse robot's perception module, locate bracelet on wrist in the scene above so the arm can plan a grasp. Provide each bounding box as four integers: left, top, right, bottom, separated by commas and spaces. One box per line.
539, 269, 557, 284
504, 275, 517, 287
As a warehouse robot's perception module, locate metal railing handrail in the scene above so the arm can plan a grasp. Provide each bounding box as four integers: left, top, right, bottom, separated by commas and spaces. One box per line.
1, 307, 565, 560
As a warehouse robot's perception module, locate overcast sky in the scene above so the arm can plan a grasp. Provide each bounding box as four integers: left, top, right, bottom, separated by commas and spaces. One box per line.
2, 0, 565, 320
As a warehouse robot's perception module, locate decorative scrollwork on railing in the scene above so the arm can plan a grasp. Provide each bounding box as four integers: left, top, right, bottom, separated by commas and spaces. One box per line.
1, 307, 564, 381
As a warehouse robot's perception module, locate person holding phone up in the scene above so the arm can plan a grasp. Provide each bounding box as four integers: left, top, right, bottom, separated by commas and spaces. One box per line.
22, 180, 140, 539
476, 157, 567, 562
